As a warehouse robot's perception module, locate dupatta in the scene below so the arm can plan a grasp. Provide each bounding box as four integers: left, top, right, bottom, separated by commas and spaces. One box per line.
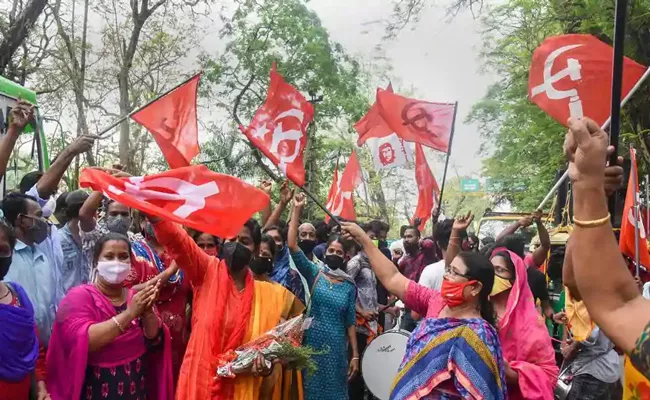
492, 248, 558, 400
46, 284, 174, 400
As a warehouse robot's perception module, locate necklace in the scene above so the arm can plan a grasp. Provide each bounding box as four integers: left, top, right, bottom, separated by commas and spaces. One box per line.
0, 285, 10, 301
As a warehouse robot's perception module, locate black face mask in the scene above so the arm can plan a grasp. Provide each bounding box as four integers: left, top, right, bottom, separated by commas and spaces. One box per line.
249, 256, 273, 275
324, 254, 345, 271
23, 216, 48, 244
0, 255, 12, 280
378, 239, 388, 249
298, 239, 317, 254
222, 241, 253, 273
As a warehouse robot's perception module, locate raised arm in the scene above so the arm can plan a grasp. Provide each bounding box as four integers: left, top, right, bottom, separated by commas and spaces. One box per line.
34, 134, 96, 199
79, 191, 104, 232
150, 217, 212, 286
341, 222, 410, 300
445, 212, 474, 267
563, 118, 650, 376
287, 193, 319, 284
0, 101, 33, 178
495, 216, 532, 243
259, 180, 273, 226
531, 211, 550, 267
263, 180, 293, 230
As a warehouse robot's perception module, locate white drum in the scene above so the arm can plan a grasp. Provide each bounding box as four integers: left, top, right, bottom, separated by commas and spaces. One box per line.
362, 330, 410, 400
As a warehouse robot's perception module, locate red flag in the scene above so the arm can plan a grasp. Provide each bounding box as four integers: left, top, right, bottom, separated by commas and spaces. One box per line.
528, 34, 646, 127
411, 143, 440, 231
619, 148, 650, 268
131, 74, 201, 169
376, 89, 456, 153
324, 165, 339, 223
355, 83, 393, 146
79, 165, 269, 238
325, 151, 362, 221
241, 63, 314, 186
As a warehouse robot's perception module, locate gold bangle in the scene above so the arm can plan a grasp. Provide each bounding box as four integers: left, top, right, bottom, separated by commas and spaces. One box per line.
112, 316, 125, 333
573, 213, 611, 228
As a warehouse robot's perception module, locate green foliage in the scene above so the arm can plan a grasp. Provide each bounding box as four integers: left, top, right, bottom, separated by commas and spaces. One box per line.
470, 0, 650, 210
441, 176, 494, 224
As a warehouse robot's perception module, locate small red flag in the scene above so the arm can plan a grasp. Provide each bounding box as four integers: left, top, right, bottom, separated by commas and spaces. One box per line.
619, 148, 650, 268
411, 143, 440, 230
528, 34, 646, 127
241, 63, 314, 186
131, 74, 201, 169
325, 151, 362, 221
324, 165, 339, 223
355, 83, 393, 146
79, 165, 269, 238
376, 88, 456, 153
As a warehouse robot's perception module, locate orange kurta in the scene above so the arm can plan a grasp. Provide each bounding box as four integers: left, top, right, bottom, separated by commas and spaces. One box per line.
154, 220, 302, 400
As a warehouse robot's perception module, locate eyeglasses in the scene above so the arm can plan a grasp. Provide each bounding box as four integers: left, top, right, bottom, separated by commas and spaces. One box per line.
445, 264, 471, 279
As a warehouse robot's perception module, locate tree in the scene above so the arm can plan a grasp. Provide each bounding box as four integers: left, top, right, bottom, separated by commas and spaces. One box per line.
0, 0, 49, 78
469, 0, 650, 210
382, 0, 484, 38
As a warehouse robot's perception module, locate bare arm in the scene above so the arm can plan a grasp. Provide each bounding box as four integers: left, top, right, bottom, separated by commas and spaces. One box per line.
79, 191, 103, 232
445, 212, 474, 267
495, 220, 524, 243
341, 222, 410, 300
259, 180, 273, 226
131, 261, 179, 292
288, 201, 300, 252
141, 310, 161, 340
347, 325, 359, 380
0, 101, 32, 178
263, 180, 292, 230
87, 310, 136, 352
531, 216, 551, 267
35, 135, 96, 199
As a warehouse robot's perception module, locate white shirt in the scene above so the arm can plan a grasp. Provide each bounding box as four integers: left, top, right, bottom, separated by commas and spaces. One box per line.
419, 260, 445, 291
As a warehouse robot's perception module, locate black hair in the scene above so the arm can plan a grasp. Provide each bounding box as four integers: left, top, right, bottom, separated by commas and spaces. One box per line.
400, 225, 409, 237
314, 219, 330, 244
55, 192, 69, 214
457, 251, 497, 327
0, 218, 17, 250
496, 234, 525, 258
65, 190, 89, 220
367, 219, 389, 235
434, 220, 455, 251
480, 242, 497, 257
1, 192, 38, 226
189, 229, 220, 246
326, 233, 354, 254
263, 224, 287, 242
19, 171, 42, 194
92, 232, 131, 266
260, 233, 277, 258
402, 225, 421, 239
243, 218, 262, 247
492, 251, 517, 282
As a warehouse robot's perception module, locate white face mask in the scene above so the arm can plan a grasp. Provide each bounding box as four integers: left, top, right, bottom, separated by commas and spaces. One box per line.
96, 260, 131, 284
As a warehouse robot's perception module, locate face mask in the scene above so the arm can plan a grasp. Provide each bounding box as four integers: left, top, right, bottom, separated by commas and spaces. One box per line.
0, 255, 12, 280
222, 241, 252, 273
324, 254, 345, 271
298, 239, 317, 254
96, 260, 131, 284
378, 240, 388, 249
203, 248, 218, 257
23, 216, 49, 244
490, 275, 513, 297
440, 279, 478, 308
250, 256, 273, 275
106, 215, 131, 235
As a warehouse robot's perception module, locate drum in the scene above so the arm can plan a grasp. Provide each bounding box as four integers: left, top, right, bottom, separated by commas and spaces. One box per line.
362, 330, 410, 400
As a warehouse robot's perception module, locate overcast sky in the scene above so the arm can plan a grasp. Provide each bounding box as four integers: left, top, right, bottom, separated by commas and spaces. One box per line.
309, 0, 497, 179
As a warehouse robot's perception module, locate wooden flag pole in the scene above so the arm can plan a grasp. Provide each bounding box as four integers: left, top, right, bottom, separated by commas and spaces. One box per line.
608, 0, 630, 220
435, 101, 459, 218
97, 72, 202, 139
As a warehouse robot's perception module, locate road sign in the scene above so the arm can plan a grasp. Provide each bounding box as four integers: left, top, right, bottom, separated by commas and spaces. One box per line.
460, 179, 481, 193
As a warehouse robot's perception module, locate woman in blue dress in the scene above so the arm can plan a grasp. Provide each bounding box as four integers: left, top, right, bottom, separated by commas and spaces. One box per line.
288, 192, 359, 400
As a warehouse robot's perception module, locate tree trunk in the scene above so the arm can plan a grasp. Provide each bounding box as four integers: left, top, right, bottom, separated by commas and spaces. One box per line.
0, 0, 48, 75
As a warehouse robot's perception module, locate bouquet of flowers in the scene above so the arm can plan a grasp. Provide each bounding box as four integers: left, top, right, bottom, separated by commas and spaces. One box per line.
215, 314, 326, 379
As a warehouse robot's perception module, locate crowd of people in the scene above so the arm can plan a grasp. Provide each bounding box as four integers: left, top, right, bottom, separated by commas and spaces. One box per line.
2, 103, 650, 400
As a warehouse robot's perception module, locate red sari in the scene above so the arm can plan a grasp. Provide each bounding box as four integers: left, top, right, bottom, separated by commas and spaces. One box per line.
125, 242, 191, 384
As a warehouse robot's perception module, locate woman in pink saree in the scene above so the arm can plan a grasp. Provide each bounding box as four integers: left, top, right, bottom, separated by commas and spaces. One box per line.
490, 248, 558, 400
46, 232, 173, 400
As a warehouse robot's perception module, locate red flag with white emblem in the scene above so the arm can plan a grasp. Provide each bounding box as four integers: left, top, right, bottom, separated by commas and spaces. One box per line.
355, 83, 393, 146
376, 88, 456, 153
79, 165, 269, 238
240, 63, 314, 186
411, 143, 440, 231
528, 34, 646, 127
324, 164, 339, 223
619, 148, 650, 268
131, 74, 201, 169
325, 151, 362, 221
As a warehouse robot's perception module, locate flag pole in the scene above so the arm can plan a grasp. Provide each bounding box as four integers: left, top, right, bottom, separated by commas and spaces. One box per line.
97, 72, 202, 139
633, 147, 640, 277
435, 101, 459, 217
646, 175, 649, 232
536, 63, 650, 211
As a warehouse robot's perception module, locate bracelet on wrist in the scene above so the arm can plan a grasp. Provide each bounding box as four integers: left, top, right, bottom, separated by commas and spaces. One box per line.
112, 316, 125, 333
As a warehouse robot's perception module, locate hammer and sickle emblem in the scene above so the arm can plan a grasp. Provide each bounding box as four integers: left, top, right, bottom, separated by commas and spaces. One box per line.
531, 44, 584, 119
159, 98, 183, 139
269, 109, 304, 173
108, 177, 220, 218
401, 102, 436, 135
327, 189, 352, 216
627, 206, 647, 240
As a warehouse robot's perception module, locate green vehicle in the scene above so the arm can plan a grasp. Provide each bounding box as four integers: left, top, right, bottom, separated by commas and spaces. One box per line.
0, 75, 49, 197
